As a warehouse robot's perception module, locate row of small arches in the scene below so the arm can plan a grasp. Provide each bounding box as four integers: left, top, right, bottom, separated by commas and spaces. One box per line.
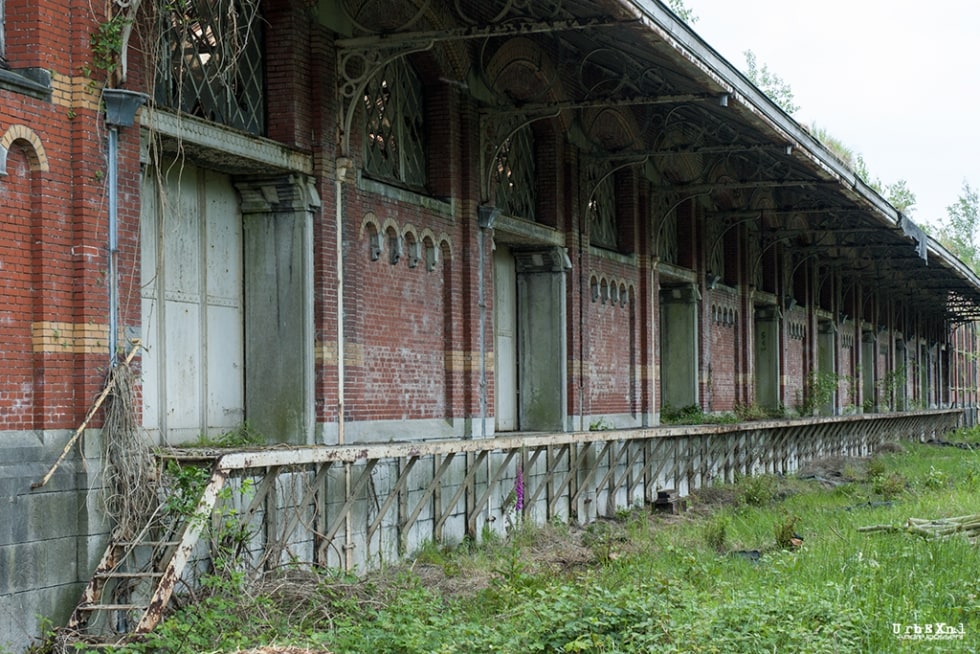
589, 274, 634, 307
710, 304, 737, 327
361, 213, 452, 272
788, 321, 807, 341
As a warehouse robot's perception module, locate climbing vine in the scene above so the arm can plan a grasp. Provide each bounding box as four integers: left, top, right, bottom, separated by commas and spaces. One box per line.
86, 13, 127, 80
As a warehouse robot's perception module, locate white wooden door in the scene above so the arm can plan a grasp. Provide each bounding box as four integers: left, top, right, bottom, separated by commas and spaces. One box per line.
494, 245, 517, 431
141, 164, 244, 442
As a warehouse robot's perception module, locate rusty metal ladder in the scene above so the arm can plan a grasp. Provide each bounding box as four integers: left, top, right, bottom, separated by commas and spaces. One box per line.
67, 464, 228, 640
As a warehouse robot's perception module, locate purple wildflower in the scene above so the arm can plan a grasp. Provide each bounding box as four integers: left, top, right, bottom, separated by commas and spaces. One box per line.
515, 467, 524, 513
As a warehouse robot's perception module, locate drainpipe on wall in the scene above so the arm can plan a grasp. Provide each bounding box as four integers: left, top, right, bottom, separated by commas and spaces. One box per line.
477, 206, 500, 440
335, 157, 352, 445
477, 205, 499, 535
102, 89, 147, 365
336, 157, 352, 571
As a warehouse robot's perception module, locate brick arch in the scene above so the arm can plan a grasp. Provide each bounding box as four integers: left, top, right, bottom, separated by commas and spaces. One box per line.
0, 135, 42, 430
380, 216, 401, 240
0, 124, 50, 176
415, 228, 451, 261
359, 212, 383, 261
359, 211, 381, 237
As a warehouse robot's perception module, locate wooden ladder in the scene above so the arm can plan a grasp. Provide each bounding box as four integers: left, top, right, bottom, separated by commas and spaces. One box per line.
67, 464, 228, 641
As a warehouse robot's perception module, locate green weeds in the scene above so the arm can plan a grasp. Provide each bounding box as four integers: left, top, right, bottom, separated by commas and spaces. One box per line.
67, 433, 980, 654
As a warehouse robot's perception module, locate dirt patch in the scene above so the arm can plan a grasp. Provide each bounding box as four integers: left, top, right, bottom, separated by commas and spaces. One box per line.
411, 562, 494, 598
527, 523, 596, 570
687, 484, 740, 513
875, 441, 907, 454
796, 455, 868, 488
411, 523, 596, 600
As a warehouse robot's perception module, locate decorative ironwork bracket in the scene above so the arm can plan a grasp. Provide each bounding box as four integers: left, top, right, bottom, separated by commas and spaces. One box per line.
336, 10, 631, 158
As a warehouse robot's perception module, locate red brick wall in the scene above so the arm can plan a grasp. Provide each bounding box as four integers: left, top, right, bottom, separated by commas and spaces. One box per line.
839, 327, 858, 410
784, 309, 806, 411
0, 0, 110, 428
707, 291, 738, 412
346, 217, 451, 422
0, 145, 35, 429
6, 0, 974, 438
587, 269, 636, 416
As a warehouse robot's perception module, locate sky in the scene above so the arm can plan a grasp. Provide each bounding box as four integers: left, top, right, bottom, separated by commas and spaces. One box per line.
684, 0, 980, 227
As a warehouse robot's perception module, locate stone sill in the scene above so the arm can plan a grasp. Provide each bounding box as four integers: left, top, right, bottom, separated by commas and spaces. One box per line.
0, 67, 52, 102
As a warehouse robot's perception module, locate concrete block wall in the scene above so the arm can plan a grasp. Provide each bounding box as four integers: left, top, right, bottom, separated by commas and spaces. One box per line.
0, 431, 106, 652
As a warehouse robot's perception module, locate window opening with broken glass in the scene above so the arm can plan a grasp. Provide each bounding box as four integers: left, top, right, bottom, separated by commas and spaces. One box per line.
493, 127, 536, 221
363, 58, 426, 189
155, 0, 265, 135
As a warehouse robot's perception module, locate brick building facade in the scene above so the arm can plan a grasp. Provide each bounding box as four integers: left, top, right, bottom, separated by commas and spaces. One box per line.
2, 0, 979, 648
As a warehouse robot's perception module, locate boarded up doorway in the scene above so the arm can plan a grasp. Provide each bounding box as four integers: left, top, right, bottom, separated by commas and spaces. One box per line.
660, 284, 699, 411
494, 245, 568, 432
140, 163, 244, 442
140, 165, 315, 444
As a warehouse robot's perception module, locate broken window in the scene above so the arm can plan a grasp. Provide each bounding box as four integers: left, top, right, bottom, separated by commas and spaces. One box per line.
155, 0, 265, 135
493, 127, 536, 221
706, 218, 725, 281
589, 169, 618, 250
363, 58, 426, 189
658, 210, 678, 265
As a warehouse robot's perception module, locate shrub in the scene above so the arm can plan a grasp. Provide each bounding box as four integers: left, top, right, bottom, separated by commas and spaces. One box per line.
661, 404, 705, 424
703, 514, 730, 552
773, 514, 801, 549
737, 473, 778, 507
872, 471, 907, 499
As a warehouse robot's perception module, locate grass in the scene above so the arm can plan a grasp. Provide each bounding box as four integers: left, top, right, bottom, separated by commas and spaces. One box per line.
62, 430, 980, 654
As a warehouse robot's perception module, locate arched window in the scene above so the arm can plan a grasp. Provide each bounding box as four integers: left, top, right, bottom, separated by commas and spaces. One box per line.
493, 126, 536, 221
363, 58, 426, 189
155, 0, 265, 135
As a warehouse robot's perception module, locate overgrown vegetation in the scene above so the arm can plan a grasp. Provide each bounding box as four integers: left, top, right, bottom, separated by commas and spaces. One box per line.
189, 422, 264, 448
52, 429, 980, 654
795, 371, 840, 416
661, 402, 786, 425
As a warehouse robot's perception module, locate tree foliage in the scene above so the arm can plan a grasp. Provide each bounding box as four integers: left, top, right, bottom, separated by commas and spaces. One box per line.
677, 5, 927, 226
664, 0, 698, 23
808, 123, 918, 215
743, 50, 799, 115
885, 179, 917, 215
936, 180, 980, 272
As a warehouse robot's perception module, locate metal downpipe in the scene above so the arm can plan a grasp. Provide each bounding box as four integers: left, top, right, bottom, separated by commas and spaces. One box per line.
102, 89, 146, 365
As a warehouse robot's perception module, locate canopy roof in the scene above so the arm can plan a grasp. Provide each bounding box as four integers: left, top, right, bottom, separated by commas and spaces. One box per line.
330, 0, 980, 321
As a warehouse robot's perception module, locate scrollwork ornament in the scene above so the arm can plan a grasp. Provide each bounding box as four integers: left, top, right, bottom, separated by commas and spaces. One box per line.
453, 0, 564, 25
341, 0, 434, 35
